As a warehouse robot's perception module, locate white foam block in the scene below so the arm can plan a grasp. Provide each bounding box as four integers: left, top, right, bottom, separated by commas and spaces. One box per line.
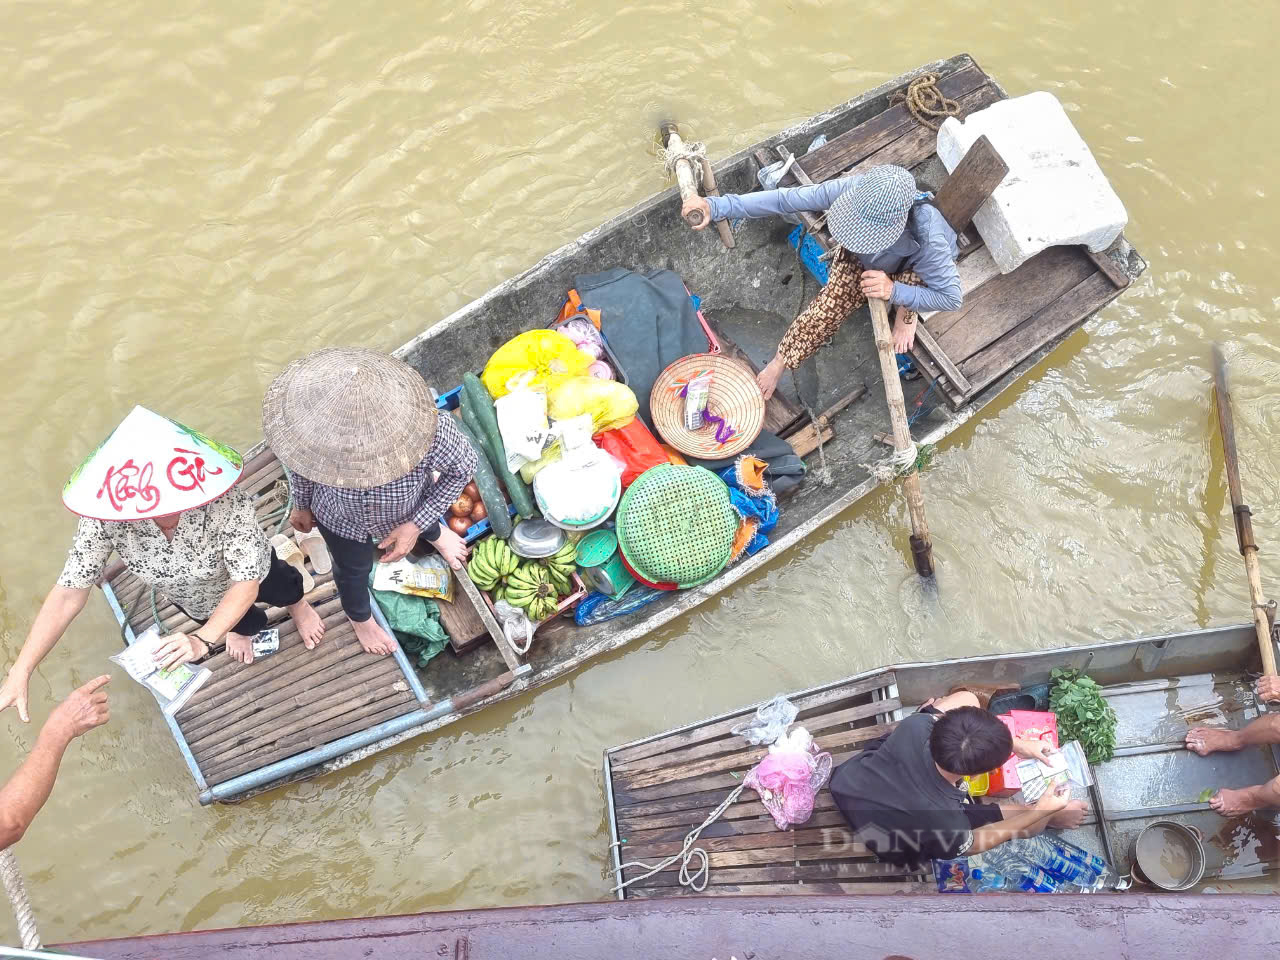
937, 91, 1127, 274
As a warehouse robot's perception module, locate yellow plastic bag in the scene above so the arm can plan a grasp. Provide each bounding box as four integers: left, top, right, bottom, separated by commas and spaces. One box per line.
548, 377, 638, 435
481, 330, 595, 398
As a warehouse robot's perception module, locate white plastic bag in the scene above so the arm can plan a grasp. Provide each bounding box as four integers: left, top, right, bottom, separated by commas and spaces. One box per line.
493, 598, 535, 655
110, 624, 210, 717
731, 694, 799, 745
496, 373, 551, 471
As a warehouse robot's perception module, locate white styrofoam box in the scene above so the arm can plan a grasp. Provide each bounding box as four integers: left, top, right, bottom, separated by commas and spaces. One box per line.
936, 91, 1127, 274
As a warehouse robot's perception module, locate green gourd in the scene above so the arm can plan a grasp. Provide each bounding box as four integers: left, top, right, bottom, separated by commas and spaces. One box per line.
461, 373, 537, 519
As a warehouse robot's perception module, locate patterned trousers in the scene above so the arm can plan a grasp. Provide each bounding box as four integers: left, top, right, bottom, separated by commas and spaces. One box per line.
778, 250, 922, 369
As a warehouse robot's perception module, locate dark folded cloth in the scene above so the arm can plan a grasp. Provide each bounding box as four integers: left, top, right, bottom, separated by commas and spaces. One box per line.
574, 267, 710, 426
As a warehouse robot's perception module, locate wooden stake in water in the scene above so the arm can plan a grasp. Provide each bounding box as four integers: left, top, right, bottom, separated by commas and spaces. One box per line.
1210, 343, 1277, 676
868, 297, 934, 576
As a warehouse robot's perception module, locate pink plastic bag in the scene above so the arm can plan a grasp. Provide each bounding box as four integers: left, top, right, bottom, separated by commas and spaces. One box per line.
743, 737, 833, 830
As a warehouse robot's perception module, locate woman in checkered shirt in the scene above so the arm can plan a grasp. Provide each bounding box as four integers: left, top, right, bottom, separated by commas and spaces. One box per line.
264, 349, 478, 656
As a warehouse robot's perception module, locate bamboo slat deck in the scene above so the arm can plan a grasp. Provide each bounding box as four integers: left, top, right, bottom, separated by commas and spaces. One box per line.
105, 452, 421, 789
605, 670, 934, 898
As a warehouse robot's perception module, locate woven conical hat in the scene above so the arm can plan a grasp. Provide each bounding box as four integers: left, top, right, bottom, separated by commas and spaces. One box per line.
262, 347, 439, 488
63, 406, 244, 521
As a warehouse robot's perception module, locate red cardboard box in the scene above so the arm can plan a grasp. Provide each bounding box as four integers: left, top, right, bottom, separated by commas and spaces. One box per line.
987, 710, 1059, 797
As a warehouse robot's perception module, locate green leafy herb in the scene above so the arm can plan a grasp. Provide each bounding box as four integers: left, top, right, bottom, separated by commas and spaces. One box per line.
1049, 668, 1118, 764
1197, 787, 1215, 803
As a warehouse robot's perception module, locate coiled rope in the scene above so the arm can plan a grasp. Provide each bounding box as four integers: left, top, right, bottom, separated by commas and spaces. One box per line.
889, 73, 961, 130
1, 848, 42, 950
610, 782, 746, 893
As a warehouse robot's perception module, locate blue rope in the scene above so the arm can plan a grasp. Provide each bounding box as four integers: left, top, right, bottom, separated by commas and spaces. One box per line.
908, 377, 939, 425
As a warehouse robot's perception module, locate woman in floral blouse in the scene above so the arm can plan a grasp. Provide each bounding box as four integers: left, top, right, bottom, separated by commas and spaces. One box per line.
0, 407, 325, 723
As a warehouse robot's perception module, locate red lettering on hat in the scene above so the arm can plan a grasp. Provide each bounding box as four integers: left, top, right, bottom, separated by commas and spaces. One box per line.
167, 447, 223, 493
98, 460, 161, 514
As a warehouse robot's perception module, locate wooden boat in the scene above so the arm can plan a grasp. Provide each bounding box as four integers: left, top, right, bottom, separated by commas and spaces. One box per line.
56, 892, 1277, 959
602, 622, 1280, 898
100, 52, 1144, 804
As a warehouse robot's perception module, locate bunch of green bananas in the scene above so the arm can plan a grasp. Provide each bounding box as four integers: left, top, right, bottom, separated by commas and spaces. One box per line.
504, 561, 560, 621
539, 541, 577, 595
466, 536, 519, 592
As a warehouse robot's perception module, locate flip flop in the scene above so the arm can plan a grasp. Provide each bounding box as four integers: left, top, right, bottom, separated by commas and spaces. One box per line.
294, 528, 333, 575
270, 533, 315, 594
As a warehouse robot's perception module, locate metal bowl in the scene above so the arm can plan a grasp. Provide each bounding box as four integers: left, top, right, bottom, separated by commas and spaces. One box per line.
508, 518, 567, 558
1132, 820, 1206, 891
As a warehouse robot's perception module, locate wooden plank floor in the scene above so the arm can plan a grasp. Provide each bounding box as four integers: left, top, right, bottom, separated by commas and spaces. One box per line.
107, 452, 421, 788
606, 670, 933, 898
769, 57, 1131, 412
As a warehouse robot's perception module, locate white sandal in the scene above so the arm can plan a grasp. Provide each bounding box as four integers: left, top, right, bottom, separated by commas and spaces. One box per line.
270, 533, 315, 594
294, 528, 333, 575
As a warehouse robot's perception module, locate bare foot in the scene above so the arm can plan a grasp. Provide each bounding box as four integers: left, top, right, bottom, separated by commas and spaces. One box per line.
351, 616, 395, 656
226, 632, 255, 665
755, 355, 784, 401
1210, 786, 1260, 817
1048, 799, 1088, 829
1186, 726, 1242, 757
288, 600, 326, 650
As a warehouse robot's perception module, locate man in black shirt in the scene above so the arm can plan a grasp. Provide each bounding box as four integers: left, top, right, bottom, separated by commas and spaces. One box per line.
829, 691, 1087, 866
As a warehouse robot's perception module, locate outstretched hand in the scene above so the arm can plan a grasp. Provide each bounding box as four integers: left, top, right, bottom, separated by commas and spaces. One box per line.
50, 675, 111, 739
0, 671, 31, 723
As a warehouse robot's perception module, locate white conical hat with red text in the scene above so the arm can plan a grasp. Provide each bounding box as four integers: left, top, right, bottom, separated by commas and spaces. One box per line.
62, 406, 244, 521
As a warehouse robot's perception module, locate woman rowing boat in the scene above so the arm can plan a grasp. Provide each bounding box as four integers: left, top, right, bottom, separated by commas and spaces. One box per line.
683, 164, 963, 399
0, 407, 325, 721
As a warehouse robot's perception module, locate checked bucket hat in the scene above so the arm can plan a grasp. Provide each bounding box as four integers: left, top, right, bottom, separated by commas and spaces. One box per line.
826, 164, 918, 255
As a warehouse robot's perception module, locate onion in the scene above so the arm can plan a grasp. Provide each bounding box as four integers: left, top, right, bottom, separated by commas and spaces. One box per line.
588, 360, 614, 380
447, 515, 472, 536
449, 494, 474, 518
463, 481, 480, 500
470, 501, 488, 521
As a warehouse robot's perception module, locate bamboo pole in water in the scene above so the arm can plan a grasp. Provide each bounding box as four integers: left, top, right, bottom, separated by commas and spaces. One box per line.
868, 298, 934, 576
1210, 344, 1276, 676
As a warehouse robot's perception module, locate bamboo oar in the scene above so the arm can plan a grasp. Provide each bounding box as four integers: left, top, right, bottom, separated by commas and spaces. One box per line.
661, 123, 705, 229
868, 298, 934, 576
696, 155, 735, 250
1210, 344, 1276, 676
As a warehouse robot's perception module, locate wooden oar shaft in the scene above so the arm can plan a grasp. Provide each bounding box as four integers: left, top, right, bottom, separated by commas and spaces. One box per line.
661, 123, 705, 228
868, 297, 934, 576
696, 155, 735, 250
1211, 344, 1276, 676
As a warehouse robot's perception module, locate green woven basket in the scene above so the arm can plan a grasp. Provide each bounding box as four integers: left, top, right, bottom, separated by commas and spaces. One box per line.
615, 464, 738, 589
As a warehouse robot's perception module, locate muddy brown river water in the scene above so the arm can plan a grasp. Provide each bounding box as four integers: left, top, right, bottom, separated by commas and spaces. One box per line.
3, 0, 1280, 942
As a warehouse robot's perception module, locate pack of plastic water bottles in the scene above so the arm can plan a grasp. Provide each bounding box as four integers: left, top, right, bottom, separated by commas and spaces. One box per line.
937, 835, 1114, 893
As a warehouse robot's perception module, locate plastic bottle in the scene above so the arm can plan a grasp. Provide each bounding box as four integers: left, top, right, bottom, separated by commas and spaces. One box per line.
969, 867, 1013, 893
977, 846, 1062, 893
1051, 837, 1111, 880
1011, 836, 1109, 889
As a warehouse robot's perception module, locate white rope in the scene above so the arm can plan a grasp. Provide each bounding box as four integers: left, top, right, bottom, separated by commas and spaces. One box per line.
1, 848, 42, 950
658, 141, 708, 184
891, 440, 919, 473
610, 782, 746, 894
863, 440, 919, 484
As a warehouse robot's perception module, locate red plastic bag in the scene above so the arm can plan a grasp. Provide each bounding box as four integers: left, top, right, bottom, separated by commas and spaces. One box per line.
594, 419, 667, 488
